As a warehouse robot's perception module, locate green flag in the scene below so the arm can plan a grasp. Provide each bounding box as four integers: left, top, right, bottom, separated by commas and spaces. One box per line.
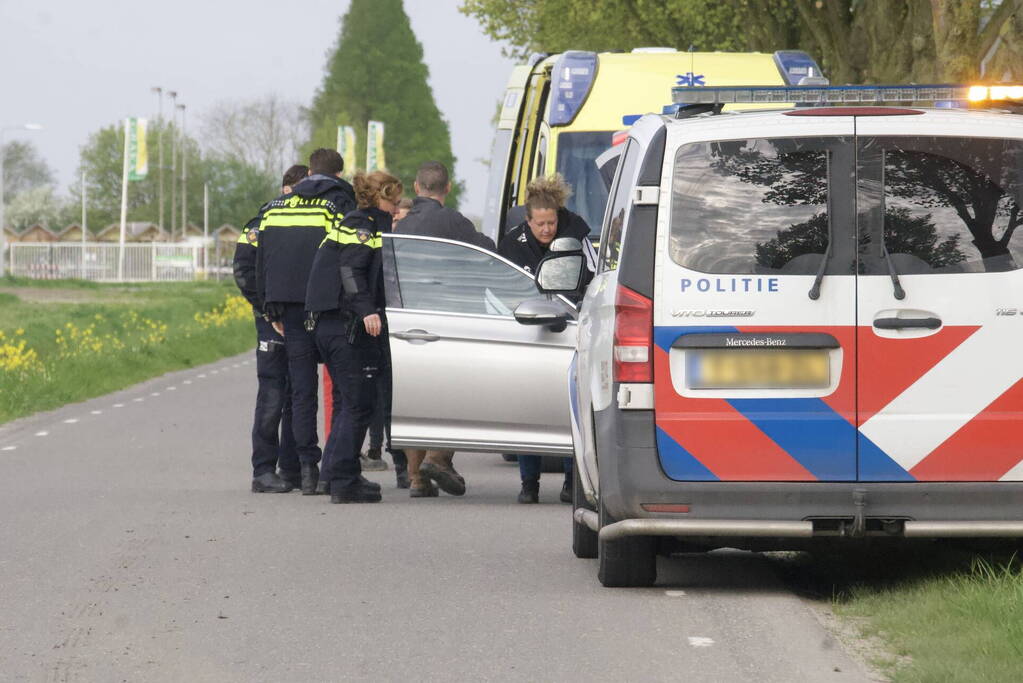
127, 117, 148, 181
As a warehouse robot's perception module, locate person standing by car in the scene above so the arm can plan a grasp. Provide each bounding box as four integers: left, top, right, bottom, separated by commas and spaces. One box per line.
499, 174, 596, 504
305, 170, 404, 503
395, 161, 495, 498
234, 164, 309, 493
255, 149, 356, 495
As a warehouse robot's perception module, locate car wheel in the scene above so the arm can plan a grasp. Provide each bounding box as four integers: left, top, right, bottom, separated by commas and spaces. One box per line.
597, 500, 656, 587
572, 462, 598, 559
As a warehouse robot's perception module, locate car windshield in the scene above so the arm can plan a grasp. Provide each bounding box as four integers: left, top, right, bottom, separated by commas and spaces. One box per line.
556, 130, 613, 235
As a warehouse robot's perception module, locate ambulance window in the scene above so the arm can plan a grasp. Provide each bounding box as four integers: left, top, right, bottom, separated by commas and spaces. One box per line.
390, 237, 538, 317
557, 131, 614, 236
861, 136, 1023, 274
599, 140, 640, 272
669, 138, 842, 275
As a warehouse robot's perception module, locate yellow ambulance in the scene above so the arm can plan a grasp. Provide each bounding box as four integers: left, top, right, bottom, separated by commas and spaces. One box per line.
481, 49, 825, 243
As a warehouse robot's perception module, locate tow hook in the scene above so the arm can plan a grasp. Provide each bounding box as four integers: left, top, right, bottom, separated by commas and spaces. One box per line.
850, 489, 868, 538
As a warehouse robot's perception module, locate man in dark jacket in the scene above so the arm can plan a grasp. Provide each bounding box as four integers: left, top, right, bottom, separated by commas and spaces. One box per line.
255, 149, 356, 494
393, 161, 494, 498
234, 164, 307, 493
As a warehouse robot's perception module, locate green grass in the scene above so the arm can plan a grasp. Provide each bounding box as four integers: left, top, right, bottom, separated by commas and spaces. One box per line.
772, 542, 1023, 682
0, 279, 253, 424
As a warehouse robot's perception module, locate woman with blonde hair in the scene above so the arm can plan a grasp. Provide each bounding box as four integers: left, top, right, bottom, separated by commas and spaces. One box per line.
305, 170, 405, 503
498, 173, 597, 504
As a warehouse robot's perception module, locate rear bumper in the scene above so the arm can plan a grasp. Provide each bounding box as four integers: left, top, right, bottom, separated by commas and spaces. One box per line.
593, 408, 1023, 534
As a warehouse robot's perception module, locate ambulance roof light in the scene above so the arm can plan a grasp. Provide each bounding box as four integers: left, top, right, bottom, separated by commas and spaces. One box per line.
773, 51, 826, 86
548, 51, 598, 126
670, 84, 1023, 106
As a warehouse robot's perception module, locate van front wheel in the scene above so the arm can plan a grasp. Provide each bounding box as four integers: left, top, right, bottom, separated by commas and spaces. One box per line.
597, 502, 656, 587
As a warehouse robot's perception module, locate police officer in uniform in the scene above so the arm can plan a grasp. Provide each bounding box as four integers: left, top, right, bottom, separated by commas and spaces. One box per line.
255, 149, 356, 494
499, 174, 596, 504
234, 164, 308, 492
305, 170, 403, 503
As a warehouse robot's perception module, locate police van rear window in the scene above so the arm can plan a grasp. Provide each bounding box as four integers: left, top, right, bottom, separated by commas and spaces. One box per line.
858, 136, 1023, 275
669, 137, 846, 275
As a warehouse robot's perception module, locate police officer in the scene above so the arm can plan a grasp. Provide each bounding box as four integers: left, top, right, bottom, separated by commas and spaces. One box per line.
234, 164, 308, 492
395, 161, 496, 498
306, 170, 403, 503
498, 174, 596, 504
255, 149, 356, 494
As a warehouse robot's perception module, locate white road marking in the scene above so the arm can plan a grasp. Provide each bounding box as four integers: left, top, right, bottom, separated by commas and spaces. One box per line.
63, 419, 79, 424
34, 431, 48, 437
133, 398, 144, 403
166, 386, 176, 391
113, 403, 125, 408
183, 380, 192, 385
1, 446, 16, 452
211, 370, 219, 375
90, 410, 102, 415
198, 374, 206, 379
150, 392, 160, 397
687, 636, 715, 648
665, 590, 687, 597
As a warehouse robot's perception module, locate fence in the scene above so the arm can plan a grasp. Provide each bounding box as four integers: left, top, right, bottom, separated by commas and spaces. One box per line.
8, 242, 230, 282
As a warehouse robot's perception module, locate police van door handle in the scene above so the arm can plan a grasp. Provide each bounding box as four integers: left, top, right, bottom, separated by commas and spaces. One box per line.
393, 329, 440, 343
873, 317, 942, 330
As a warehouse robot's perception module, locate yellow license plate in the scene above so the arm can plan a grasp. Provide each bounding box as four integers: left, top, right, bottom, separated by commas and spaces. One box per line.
687, 349, 830, 389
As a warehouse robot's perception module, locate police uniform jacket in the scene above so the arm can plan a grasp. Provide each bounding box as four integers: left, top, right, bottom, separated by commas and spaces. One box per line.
232, 211, 266, 312
305, 206, 388, 319
255, 174, 356, 314
498, 207, 597, 277
396, 196, 496, 251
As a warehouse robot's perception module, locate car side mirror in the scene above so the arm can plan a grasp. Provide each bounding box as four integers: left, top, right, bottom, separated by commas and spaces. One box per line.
535, 238, 585, 296
514, 297, 570, 333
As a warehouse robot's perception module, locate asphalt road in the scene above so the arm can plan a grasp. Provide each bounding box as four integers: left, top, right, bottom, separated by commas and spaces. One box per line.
0, 354, 877, 682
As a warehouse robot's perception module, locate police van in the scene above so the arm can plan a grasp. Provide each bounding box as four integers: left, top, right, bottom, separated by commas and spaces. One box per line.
481, 49, 824, 244
528, 83, 1023, 586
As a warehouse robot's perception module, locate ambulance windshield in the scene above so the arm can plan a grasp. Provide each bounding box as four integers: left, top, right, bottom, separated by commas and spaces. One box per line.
556, 131, 613, 236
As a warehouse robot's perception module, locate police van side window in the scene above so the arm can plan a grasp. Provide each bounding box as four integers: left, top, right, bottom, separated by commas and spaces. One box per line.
860, 136, 1023, 274
669, 137, 844, 275
598, 140, 640, 272
390, 238, 539, 317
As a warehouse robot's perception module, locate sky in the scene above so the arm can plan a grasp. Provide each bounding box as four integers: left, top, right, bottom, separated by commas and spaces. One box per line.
0, 0, 518, 217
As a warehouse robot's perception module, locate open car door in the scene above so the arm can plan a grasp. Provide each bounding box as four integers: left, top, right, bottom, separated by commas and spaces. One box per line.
383, 234, 577, 455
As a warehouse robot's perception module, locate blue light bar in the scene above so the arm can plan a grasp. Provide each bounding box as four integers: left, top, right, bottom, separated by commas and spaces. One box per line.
548, 51, 598, 126
672, 84, 975, 106
773, 51, 825, 86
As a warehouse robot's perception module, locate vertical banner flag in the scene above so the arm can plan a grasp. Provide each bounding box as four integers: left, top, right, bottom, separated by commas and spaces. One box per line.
367, 120, 385, 171
127, 117, 148, 181
337, 125, 356, 177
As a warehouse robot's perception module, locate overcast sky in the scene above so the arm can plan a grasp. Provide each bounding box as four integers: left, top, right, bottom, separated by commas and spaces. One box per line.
0, 0, 517, 216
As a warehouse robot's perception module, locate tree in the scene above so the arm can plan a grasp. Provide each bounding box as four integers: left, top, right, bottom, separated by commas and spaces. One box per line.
4, 186, 69, 232
461, 0, 1023, 83
75, 120, 276, 234
201, 95, 305, 178
307, 0, 463, 206
2, 139, 54, 200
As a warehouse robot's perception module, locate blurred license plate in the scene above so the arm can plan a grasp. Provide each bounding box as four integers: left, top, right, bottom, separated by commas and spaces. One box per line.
687, 349, 830, 389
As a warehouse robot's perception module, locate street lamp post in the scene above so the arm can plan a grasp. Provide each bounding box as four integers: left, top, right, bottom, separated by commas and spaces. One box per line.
178, 103, 187, 237
151, 86, 165, 233
168, 90, 178, 241
0, 123, 43, 278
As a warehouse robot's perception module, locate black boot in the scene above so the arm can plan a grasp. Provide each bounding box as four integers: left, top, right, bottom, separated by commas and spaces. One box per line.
393, 451, 410, 489
279, 470, 301, 491
517, 478, 540, 504
300, 463, 319, 495
252, 472, 293, 493
331, 479, 383, 504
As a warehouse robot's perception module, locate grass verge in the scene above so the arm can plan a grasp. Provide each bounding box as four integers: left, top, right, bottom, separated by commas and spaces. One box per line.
773, 542, 1023, 682
0, 277, 254, 424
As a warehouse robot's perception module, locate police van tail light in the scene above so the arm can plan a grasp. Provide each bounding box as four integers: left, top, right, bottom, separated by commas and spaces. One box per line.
614, 285, 653, 383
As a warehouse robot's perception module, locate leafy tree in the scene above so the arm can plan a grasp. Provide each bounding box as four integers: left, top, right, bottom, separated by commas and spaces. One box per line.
2, 140, 54, 200
461, 0, 1023, 83
307, 0, 463, 206
203, 157, 278, 229
201, 95, 304, 178
4, 186, 69, 232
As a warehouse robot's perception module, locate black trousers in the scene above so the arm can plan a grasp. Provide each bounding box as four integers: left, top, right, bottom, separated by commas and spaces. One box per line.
281, 303, 322, 466
251, 316, 298, 477
316, 315, 381, 489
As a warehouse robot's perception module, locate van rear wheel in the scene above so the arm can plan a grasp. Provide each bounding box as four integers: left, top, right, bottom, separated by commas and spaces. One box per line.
572, 464, 597, 559
597, 501, 656, 587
